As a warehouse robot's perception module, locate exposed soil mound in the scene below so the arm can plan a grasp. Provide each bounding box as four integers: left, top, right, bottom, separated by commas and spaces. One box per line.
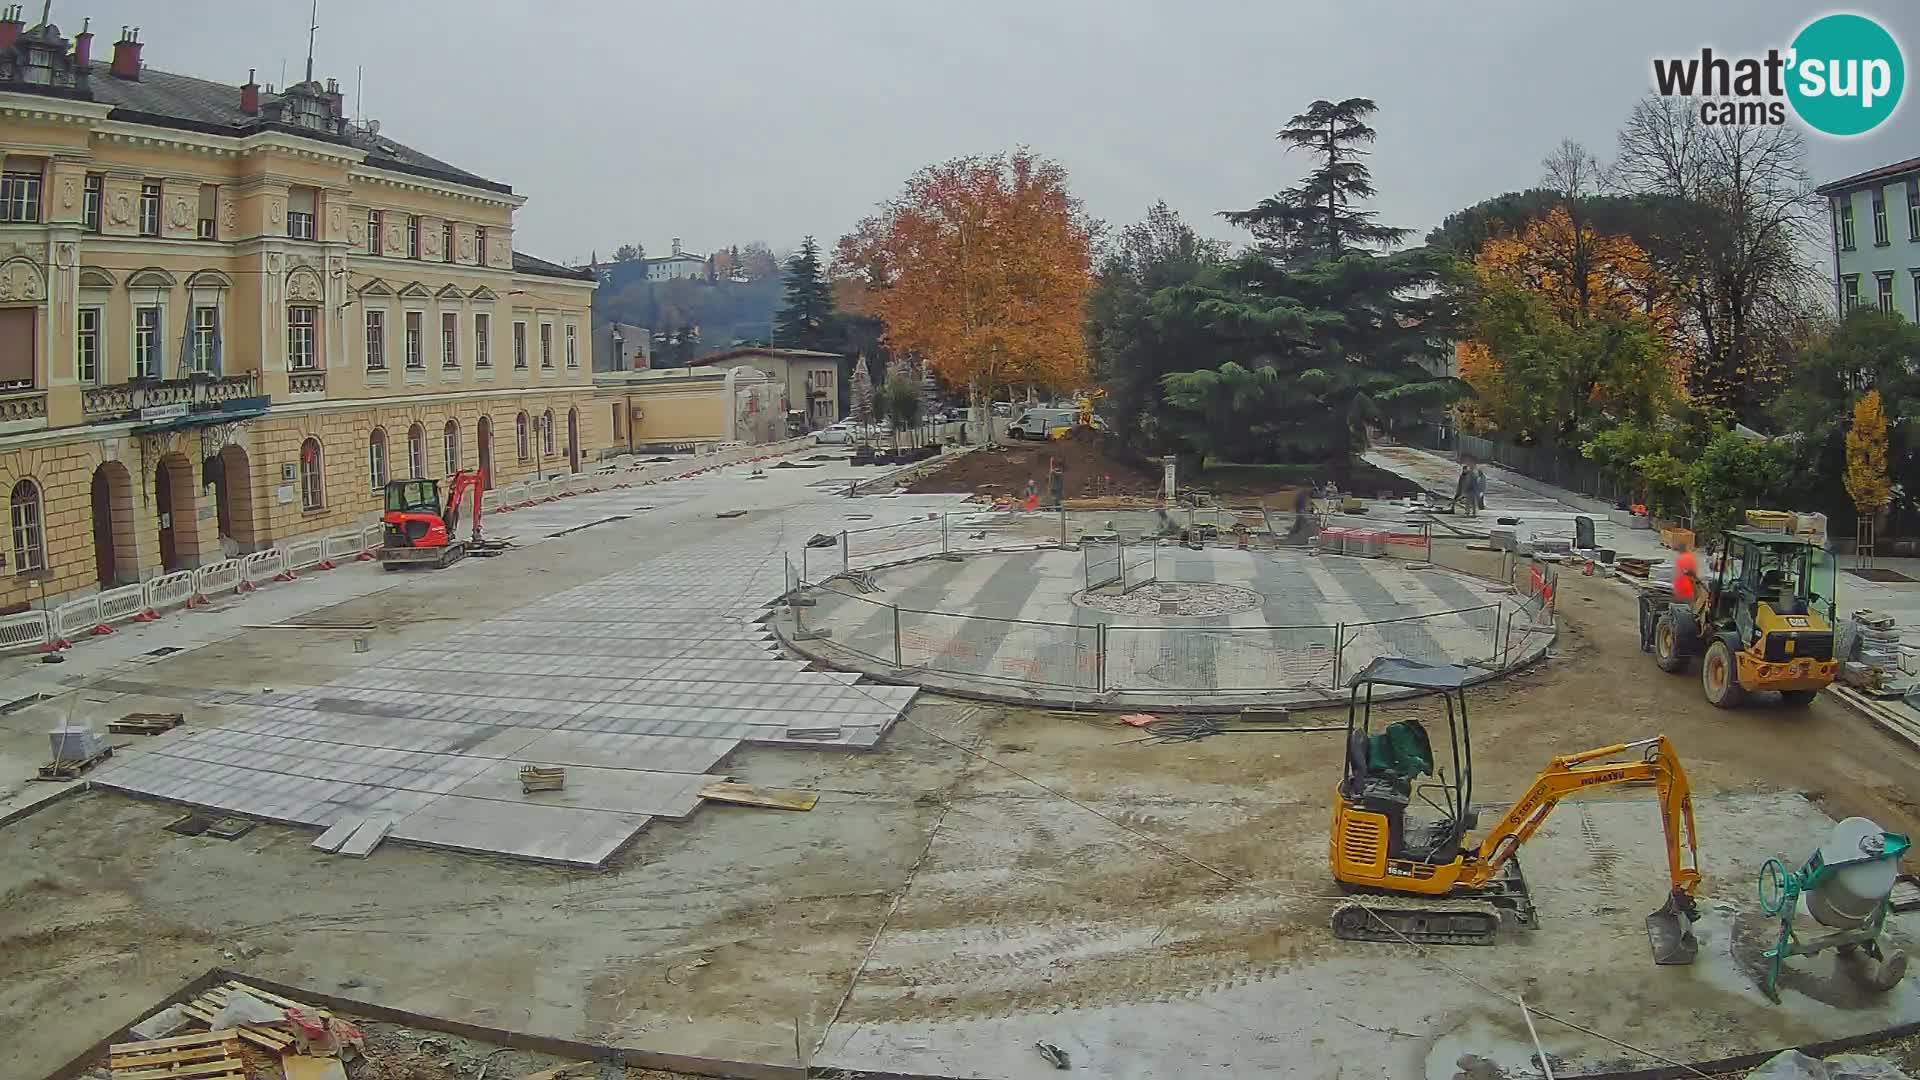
903, 428, 1158, 499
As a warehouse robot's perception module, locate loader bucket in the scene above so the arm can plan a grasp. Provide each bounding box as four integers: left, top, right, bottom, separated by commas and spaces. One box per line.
1647, 893, 1699, 965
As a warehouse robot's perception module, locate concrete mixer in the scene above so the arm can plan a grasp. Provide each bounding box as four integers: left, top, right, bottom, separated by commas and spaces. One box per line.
1757, 816, 1915, 1002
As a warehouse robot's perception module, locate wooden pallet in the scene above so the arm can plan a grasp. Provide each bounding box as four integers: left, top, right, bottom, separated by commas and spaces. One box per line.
109, 712, 184, 736
172, 981, 313, 1054
35, 745, 113, 781
110, 1030, 245, 1080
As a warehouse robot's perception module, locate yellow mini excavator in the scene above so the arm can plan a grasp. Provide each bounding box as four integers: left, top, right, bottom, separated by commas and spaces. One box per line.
1329, 657, 1703, 964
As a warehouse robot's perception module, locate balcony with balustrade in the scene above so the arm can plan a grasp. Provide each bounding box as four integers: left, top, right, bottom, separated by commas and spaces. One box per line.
81, 371, 264, 425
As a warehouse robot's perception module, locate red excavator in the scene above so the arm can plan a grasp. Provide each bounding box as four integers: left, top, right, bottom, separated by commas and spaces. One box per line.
379, 469, 502, 570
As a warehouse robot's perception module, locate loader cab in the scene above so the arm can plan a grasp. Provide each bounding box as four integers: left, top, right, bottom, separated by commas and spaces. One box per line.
385, 478, 441, 516
1705, 530, 1837, 642
1334, 658, 1479, 875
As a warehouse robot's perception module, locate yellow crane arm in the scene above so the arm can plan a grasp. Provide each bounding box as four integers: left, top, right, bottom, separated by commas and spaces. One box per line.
1460, 735, 1702, 901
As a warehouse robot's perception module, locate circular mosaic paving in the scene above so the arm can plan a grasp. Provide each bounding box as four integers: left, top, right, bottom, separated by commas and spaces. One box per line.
1074, 581, 1263, 617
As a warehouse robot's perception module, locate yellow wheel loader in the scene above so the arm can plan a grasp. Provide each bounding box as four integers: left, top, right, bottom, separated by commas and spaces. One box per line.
1642, 529, 1839, 707
1328, 658, 1703, 965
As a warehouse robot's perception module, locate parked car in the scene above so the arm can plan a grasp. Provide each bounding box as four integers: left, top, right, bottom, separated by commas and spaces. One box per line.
814, 422, 855, 445
1008, 407, 1077, 440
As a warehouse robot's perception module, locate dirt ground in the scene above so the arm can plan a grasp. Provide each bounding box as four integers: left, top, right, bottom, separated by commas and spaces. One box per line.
4, 546, 1920, 1080
902, 429, 1423, 505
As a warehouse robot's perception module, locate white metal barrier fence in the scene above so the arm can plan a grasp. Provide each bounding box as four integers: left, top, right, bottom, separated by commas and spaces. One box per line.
96, 583, 148, 624
194, 558, 244, 602
145, 569, 197, 614
0, 609, 50, 653
52, 594, 104, 645
283, 537, 327, 574
243, 548, 287, 588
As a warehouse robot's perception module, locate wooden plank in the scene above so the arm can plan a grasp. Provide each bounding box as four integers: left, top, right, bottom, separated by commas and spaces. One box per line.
698, 782, 819, 812
111, 1032, 236, 1053
218, 980, 319, 1015
110, 1040, 235, 1066
282, 1056, 349, 1080
114, 1059, 247, 1080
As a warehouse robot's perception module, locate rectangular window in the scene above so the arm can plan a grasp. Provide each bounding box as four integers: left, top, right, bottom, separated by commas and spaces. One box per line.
287, 305, 317, 369
190, 306, 217, 373
0, 169, 41, 223
441, 311, 458, 367
365, 310, 386, 370
288, 185, 316, 240
367, 209, 382, 255
474, 313, 491, 367
139, 181, 160, 236
405, 311, 424, 369
82, 173, 101, 232
513, 322, 527, 369
476, 226, 487, 265
442, 222, 455, 264
1878, 273, 1897, 314
133, 305, 161, 378
565, 325, 578, 368
1873, 188, 1890, 246
1838, 198, 1856, 251
197, 184, 217, 239
407, 215, 421, 258
76, 307, 99, 384
1843, 274, 1861, 313
540, 323, 553, 368
1910, 178, 1920, 242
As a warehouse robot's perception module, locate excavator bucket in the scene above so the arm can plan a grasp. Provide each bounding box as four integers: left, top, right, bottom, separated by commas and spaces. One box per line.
1646, 890, 1700, 965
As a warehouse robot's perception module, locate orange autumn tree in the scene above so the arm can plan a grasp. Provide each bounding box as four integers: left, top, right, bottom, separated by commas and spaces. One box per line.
834, 151, 1095, 432
1456, 206, 1685, 441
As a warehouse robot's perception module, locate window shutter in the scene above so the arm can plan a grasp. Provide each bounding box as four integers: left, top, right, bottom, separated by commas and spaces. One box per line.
289, 186, 317, 215
0, 307, 34, 387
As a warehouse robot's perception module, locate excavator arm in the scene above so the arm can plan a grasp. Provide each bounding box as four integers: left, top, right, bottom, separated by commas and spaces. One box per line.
1466, 735, 1701, 899
1463, 734, 1702, 963
440, 469, 486, 544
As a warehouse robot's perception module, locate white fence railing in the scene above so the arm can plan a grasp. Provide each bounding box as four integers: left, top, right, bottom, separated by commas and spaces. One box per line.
243, 548, 287, 588
97, 583, 148, 624
323, 531, 364, 563
52, 594, 102, 644
194, 558, 244, 602
0, 609, 50, 653
283, 537, 327, 573
146, 569, 197, 614
360, 522, 384, 553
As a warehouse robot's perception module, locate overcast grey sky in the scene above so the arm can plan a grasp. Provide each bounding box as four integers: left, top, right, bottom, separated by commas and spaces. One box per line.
71, 1, 1920, 263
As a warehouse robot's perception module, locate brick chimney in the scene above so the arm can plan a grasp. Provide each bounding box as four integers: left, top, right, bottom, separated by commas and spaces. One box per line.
240, 68, 258, 115
0, 6, 25, 51
72, 17, 92, 68
325, 76, 343, 118
109, 26, 141, 80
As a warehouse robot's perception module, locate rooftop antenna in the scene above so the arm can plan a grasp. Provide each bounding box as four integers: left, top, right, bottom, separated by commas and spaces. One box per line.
303, 0, 317, 83
37, 0, 50, 30
354, 63, 362, 121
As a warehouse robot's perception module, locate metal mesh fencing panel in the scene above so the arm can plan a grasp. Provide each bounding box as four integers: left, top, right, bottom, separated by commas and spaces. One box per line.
1103, 624, 1339, 693
897, 607, 1100, 691
846, 517, 947, 571
1339, 604, 1504, 676
1084, 540, 1122, 590
1121, 541, 1159, 593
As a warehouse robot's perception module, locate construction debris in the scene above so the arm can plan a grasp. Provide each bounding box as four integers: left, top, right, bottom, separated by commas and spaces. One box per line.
519, 765, 566, 794
698, 782, 819, 811
1035, 1041, 1072, 1069
283, 1056, 350, 1080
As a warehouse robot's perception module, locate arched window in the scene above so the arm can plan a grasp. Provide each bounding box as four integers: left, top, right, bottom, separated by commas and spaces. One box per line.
443, 419, 460, 475
367, 428, 388, 491
9, 479, 44, 573
515, 411, 529, 462
542, 409, 555, 457
407, 423, 426, 478
299, 437, 325, 511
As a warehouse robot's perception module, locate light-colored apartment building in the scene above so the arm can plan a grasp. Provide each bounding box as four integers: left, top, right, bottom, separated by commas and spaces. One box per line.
1819, 156, 1920, 319
0, 13, 600, 609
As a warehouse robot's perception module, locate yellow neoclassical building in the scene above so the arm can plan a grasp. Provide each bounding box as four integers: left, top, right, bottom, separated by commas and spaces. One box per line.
0, 15, 602, 610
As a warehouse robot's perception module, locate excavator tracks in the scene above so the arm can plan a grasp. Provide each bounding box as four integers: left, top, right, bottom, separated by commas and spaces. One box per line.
1330, 894, 1505, 947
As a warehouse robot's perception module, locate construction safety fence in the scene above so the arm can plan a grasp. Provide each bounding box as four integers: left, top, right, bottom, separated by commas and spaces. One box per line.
789, 529, 1550, 698
4, 441, 826, 656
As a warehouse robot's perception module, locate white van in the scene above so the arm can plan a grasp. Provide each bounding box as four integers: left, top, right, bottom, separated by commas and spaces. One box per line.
1008, 407, 1076, 441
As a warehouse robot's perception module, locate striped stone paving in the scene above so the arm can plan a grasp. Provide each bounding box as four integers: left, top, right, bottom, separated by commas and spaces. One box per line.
94, 480, 972, 866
